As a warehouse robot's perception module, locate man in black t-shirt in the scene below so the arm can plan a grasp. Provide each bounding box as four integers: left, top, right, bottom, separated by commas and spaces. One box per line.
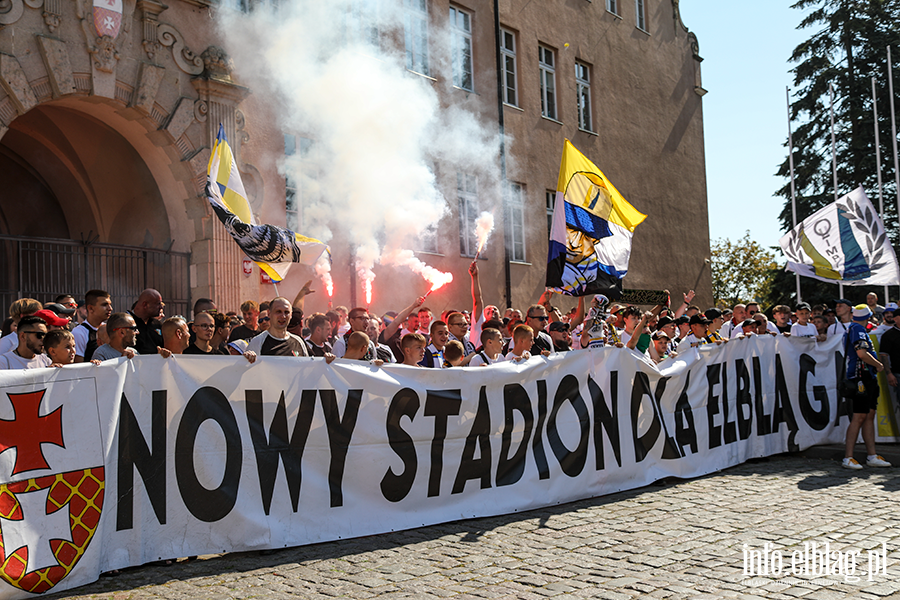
305, 314, 333, 357
244, 297, 335, 363
878, 318, 900, 409
229, 300, 262, 342
129, 289, 165, 356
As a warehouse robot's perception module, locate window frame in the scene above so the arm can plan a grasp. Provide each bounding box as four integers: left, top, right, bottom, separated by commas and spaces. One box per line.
538, 45, 557, 121
457, 172, 479, 258
606, 0, 618, 15
500, 27, 518, 107
545, 190, 556, 236
635, 0, 647, 32
507, 182, 527, 263
449, 5, 474, 91
575, 60, 593, 132
404, 0, 430, 76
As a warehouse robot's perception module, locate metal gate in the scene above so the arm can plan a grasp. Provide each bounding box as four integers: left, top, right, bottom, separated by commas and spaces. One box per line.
0, 235, 191, 319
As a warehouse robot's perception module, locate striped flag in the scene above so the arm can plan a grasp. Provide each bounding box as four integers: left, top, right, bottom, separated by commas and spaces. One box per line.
206, 124, 329, 282
546, 140, 646, 298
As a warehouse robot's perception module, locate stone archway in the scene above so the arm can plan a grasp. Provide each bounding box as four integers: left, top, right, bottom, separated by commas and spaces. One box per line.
0, 0, 254, 310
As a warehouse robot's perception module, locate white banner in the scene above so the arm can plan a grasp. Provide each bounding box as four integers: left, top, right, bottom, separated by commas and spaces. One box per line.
779, 186, 900, 286
0, 335, 854, 598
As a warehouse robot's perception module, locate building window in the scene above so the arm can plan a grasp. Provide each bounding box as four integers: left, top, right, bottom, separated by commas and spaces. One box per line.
500, 28, 518, 107
344, 0, 380, 46
283, 134, 319, 233
405, 0, 429, 76
636, 0, 646, 31
606, 0, 618, 15
458, 172, 479, 257
419, 224, 440, 254
507, 183, 526, 262
539, 45, 557, 121
450, 6, 473, 91
575, 61, 592, 132
546, 190, 556, 236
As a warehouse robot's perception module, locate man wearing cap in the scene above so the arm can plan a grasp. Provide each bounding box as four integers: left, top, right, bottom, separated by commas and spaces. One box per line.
548, 321, 571, 351
872, 302, 897, 342
647, 330, 674, 364
704, 308, 728, 343
790, 302, 820, 339
827, 299, 853, 337
841, 304, 891, 470
678, 314, 712, 350
34, 309, 70, 331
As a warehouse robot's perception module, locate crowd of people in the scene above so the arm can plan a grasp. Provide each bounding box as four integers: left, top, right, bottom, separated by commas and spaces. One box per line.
1, 268, 896, 471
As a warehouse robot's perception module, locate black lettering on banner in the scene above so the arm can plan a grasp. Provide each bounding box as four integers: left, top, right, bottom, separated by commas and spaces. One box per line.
734, 359, 753, 441
772, 355, 800, 452
833, 350, 852, 426
452, 386, 492, 494
631, 373, 680, 462
753, 356, 772, 435
589, 374, 621, 470
673, 372, 698, 455
496, 383, 533, 487
706, 364, 722, 449
320, 389, 362, 508
117, 391, 167, 531
798, 354, 829, 431
546, 375, 590, 477
424, 389, 462, 497
245, 389, 316, 515
175, 387, 242, 523
532, 380, 550, 480
381, 388, 419, 503
720, 363, 737, 444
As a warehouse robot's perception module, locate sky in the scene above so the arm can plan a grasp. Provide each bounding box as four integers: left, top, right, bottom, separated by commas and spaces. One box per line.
678, 1, 814, 254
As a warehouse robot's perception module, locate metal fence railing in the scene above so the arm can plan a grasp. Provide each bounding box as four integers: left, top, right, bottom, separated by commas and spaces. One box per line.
0, 235, 191, 318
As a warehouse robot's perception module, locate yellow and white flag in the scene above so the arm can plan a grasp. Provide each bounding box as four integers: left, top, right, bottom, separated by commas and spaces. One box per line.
207, 124, 329, 282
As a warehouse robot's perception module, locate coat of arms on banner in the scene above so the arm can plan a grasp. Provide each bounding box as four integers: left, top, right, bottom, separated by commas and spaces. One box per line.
93, 0, 123, 39
0, 381, 105, 595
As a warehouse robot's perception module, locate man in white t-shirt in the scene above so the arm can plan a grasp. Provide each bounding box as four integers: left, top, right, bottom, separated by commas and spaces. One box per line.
872, 302, 897, 342
720, 304, 745, 340
790, 302, 821, 339
0, 316, 53, 369
827, 299, 853, 338
245, 297, 335, 362
74, 290, 113, 362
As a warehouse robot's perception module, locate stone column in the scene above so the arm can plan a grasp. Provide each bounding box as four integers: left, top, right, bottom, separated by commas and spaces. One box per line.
190, 47, 251, 313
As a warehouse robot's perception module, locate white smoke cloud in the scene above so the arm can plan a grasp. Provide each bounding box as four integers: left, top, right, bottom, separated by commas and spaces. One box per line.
216, 0, 503, 288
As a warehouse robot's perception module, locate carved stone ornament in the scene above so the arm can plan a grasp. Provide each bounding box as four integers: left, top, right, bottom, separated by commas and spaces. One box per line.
158, 22, 203, 75
234, 108, 249, 144
0, 0, 24, 25
42, 0, 59, 32
201, 46, 234, 81
90, 34, 120, 73
142, 38, 159, 60
193, 98, 208, 122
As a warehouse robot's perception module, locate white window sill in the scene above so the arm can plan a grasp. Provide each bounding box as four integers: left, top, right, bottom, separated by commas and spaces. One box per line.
416, 250, 444, 257
453, 85, 477, 94
407, 70, 437, 82
578, 127, 598, 136
541, 115, 563, 126
503, 102, 523, 112
607, 10, 621, 19
636, 26, 650, 35
510, 260, 531, 266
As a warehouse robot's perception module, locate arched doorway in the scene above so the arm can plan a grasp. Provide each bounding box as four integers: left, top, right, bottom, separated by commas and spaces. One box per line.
0, 101, 191, 316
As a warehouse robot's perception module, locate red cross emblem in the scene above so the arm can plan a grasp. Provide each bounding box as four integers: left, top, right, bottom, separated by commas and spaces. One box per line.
0, 390, 64, 476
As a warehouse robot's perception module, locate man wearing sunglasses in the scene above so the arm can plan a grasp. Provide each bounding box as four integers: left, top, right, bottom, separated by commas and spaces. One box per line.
0, 315, 53, 369
92, 313, 171, 361
525, 304, 555, 356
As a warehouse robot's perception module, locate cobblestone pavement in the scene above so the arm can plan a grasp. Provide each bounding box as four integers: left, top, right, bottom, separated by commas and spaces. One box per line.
52, 454, 900, 600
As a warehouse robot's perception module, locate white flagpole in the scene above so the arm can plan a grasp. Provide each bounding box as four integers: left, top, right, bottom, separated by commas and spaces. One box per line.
889, 46, 900, 302
830, 83, 843, 297
873, 76, 889, 302
786, 86, 802, 303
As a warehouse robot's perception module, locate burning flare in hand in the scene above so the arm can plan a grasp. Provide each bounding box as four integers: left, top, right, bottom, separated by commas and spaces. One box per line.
473, 212, 494, 259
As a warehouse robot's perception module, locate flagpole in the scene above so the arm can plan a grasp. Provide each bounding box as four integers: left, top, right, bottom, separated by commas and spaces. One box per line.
889, 45, 900, 302
873, 76, 889, 302
830, 83, 843, 297
786, 86, 802, 303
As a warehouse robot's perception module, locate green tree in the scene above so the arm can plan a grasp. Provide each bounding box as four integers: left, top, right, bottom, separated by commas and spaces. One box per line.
710, 232, 778, 308
777, 0, 900, 232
